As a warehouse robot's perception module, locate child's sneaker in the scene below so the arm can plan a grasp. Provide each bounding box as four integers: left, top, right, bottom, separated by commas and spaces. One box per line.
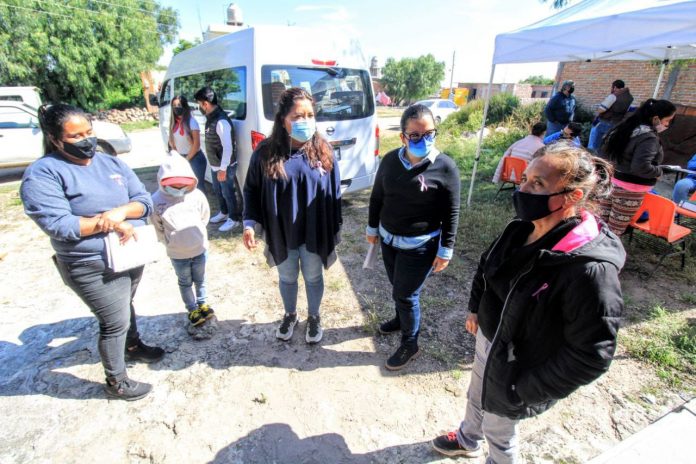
198, 303, 215, 320
188, 308, 207, 327
276, 313, 298, 341
306, 315, 323, 344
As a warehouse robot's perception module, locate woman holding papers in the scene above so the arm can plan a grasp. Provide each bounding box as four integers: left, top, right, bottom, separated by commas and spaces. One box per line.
366, 104, 460, 371
20, 103, 164, 401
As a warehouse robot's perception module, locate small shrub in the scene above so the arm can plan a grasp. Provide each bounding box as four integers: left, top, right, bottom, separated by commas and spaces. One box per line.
507, 101, 546, 130
487, 93, 520, 126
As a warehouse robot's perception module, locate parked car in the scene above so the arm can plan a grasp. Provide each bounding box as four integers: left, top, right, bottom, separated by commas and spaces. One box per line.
0, 101, 131, 169
414, 98, 459, 124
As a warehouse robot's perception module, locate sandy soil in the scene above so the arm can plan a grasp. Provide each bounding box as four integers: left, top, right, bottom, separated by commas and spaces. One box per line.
0, 129, 693, 463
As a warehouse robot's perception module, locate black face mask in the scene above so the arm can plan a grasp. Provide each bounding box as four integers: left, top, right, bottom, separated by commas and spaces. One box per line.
62, 136, 98, 160
512, 189, 570, 222
173, 106, 184, 117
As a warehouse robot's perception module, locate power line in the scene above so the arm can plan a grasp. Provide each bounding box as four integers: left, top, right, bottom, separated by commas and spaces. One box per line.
68, 0, 177, 21
32, 0, 176, 28
0, 2, 169, 35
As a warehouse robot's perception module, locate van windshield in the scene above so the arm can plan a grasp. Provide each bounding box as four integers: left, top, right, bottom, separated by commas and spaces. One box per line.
261, 65, 374, 121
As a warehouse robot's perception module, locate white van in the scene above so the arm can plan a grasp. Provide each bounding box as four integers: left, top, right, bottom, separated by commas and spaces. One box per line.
154, 26, 379, 197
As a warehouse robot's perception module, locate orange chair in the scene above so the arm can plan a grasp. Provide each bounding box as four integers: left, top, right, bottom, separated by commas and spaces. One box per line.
626, 192, 691, 275
495, 157, 527, 199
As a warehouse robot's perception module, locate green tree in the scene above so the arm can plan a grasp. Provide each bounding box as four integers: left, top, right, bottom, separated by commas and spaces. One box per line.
0, 0, 179, 110
519, 75, 555, 85
381, 54, 445, 105
173, 37, 202, 55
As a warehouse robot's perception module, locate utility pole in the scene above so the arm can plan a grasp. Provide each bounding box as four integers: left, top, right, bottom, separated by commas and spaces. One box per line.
449, 50, 456, 101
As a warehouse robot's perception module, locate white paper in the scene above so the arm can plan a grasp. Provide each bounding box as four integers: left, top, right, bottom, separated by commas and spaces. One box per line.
362, 242, 379, 270
104, 224, 163, 272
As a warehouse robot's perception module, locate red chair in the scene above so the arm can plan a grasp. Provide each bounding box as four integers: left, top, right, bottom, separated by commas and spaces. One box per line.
495, 157, 527, 198
626, 192, 691, 275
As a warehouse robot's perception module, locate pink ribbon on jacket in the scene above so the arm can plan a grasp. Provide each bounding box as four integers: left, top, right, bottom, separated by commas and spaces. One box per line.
418, 174, 428, 192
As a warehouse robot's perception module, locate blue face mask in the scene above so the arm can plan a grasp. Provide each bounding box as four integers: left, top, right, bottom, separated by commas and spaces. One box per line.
290, 119, 316, 143
163, 186, 187, 197
407, 134, 435, 158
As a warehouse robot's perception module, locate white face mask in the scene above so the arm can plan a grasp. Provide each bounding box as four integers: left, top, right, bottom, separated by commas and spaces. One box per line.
654, 123, 668, 133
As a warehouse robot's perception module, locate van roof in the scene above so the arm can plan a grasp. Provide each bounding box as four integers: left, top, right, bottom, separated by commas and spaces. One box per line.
164, 26, 368, 81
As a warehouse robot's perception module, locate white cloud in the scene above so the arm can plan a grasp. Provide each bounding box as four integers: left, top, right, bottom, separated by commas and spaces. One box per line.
321, 6, 351, 22
295, 4, 334, 12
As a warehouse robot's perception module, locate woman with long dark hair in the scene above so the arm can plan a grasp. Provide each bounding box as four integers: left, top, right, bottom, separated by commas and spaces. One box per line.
168, 95, 207, 194
20, 104, 164, 401
242, 87, 341, 344
599, 98, 676, 235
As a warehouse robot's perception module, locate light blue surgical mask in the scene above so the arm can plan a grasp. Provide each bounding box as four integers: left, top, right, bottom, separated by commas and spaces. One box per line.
163, 186, 187, 197
290, 119, 316, 143
407, 134, 435, 158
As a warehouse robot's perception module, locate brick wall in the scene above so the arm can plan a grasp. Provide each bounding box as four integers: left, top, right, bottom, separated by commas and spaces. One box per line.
558, 61, 696, 108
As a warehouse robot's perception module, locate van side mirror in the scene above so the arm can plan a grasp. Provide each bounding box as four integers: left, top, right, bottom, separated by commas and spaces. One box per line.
148, 94, 159, 107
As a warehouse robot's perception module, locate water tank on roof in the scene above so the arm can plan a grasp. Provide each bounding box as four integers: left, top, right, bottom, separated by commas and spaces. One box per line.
226, 3, 243, 26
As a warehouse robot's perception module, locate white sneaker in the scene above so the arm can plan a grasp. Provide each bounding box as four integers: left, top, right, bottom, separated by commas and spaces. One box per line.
218, 218, 240, 232
209, 212, 228, 224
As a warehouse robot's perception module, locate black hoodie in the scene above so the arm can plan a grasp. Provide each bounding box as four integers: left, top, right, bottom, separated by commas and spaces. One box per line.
468, 211, 625, 420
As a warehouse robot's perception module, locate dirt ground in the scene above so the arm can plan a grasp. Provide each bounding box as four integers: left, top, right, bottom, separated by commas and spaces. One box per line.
0, 149, 694, 463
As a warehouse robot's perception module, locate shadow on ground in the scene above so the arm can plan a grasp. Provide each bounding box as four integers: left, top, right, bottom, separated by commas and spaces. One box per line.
209, 423, 437, 464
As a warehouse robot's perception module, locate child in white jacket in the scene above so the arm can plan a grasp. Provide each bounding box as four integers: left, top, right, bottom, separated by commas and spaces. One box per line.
151, 152, 213, 327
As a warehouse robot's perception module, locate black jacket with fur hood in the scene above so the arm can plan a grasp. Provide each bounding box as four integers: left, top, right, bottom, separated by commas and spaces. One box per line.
469, 212, 625, 420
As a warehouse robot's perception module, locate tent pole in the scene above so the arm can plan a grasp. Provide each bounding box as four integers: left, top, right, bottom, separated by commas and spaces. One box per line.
653, 59, 668, 98
467, 64, 496, 207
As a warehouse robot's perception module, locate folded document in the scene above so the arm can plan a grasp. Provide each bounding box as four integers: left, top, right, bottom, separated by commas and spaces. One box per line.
104, 224, 162, 272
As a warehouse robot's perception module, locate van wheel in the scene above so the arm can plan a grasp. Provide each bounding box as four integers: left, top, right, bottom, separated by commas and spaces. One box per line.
97, 141, 116, 156
435, 116, 442, 125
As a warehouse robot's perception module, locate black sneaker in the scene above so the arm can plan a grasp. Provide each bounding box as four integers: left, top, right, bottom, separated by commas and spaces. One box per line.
431, 431, 483, 457
385, 344, 419, 371
104, 377, 152, 401
198, 303, 216, 320
125, 340, 165, 363
276, 313, 298, 341
306, 315, 323, 344
188, 308, 207, 327
378, 318, 400, 335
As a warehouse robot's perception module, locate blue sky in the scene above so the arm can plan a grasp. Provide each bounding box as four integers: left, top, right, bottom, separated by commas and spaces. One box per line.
158, 0, 565, 84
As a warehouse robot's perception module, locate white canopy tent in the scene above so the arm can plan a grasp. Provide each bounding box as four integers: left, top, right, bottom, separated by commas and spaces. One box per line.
467, 0, 696, 206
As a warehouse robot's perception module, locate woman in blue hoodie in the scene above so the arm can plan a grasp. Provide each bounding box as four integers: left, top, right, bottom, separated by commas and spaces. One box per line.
21, 104, 164, 401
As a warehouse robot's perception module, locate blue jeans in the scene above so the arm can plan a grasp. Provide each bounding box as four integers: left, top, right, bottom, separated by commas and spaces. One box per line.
211, 164, 239, 219
458, 330, 519, 464
54, 258, 142, 382
380, 236, 438, 347
546, 121, 564, 137
170, 251, 207, 311
276, 245, 324, 317
587, 120, 613, 151
673, 178, 696, 205
186, 150, 208, 195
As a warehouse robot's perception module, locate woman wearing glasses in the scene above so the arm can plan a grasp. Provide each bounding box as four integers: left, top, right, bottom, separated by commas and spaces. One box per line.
367, 104, 461, 370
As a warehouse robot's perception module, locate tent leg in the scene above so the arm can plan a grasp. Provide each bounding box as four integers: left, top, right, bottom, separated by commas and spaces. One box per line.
653, 60, 667, 99
466, 64, 496, 207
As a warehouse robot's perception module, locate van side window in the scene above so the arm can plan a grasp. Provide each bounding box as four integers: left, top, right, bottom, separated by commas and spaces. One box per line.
160, 80, 172, 106
175, 66, 247, 120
